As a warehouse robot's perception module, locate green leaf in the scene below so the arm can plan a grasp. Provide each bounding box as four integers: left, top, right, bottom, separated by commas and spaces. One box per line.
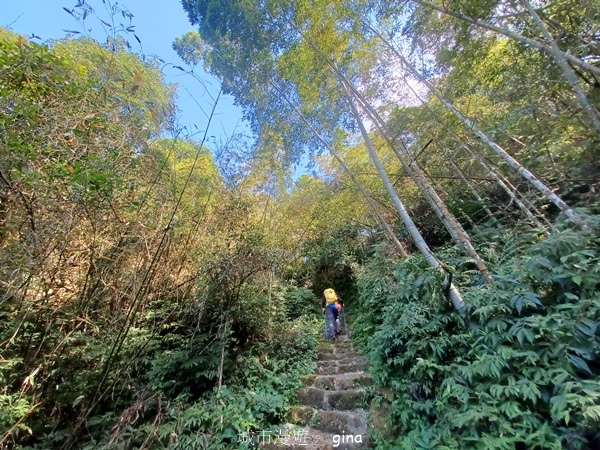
575, 320, 597, 337
567, 354, 592, 375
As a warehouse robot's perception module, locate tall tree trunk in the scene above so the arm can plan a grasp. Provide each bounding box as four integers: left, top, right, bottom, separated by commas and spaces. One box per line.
520, 0, 600, 135
460, 145, 546, 228
367, 195, 410, 257
271, 83, 409, 257
288, 23, 492, 286
459, 207, 479, 230
350, 92, 493, 284
448, 156, 500, 225
405, 0, 600, 76
342, 90, 465, 309
332, 152, 410, 258
486, 159, 553, 228
367, 25, 590, 232
217, 319, 227, 391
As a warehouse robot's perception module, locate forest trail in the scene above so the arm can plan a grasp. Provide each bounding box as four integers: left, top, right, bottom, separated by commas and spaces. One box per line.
3, 0, 600, 446
263, 333, 371, 449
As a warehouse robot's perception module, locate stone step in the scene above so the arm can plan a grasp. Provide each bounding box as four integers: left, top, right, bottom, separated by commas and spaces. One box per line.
318, 348, 355, 358
316, 361, 366, 375
260, 425, 369, 449
269, 330, 370, 449
298, 387, 367, 411
317, 357, 365, 369
317, 342, 353, 353
302, 373, 373, 391
317, 351, 359, 361
314, 409, 368, 436
286, 408, 368, 436
288, 405, 315, 424
317, 348, 355, 358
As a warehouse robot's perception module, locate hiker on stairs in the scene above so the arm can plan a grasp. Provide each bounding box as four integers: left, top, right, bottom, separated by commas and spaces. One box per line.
322, 288, 343, 341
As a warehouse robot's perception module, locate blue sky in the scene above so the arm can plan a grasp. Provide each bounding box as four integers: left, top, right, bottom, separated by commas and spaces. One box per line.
2, 0, 249, 147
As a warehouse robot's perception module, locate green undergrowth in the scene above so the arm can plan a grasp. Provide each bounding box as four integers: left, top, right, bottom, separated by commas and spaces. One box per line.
353, 213, 600, 449
98, 315, 321, 450
1, 285, 321, 449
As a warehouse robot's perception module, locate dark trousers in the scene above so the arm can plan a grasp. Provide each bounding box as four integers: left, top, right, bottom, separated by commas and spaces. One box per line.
325, 306, 340, 339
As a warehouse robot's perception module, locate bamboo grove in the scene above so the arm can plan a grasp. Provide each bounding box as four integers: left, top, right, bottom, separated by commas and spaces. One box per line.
0, 0, 599, 448
181, 0, 600, 300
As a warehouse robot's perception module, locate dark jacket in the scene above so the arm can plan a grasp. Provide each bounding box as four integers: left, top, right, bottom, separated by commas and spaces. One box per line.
322, 295, 343, 309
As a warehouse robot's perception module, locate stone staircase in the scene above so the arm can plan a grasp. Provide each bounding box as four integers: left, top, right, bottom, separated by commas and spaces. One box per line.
262, 334, 371, 449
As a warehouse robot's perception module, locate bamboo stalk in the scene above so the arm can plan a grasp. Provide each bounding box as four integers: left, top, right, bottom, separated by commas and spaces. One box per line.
368, 24, 590, 232
270, 83, 409, 257
342, 86, 465, 309
408, 0, 600, 77
461, 145, 545, 228
351, 92, 494, 284
520, 0, 600, 135
448, 156, 499, 225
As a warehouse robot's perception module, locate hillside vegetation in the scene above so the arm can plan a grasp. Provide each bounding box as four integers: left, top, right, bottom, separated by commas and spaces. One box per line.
1, 0, 599, 448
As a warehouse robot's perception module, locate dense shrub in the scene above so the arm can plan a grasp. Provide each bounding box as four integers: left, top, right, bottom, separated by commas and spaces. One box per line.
0, 31, 321, 449
353, 215, 600, 449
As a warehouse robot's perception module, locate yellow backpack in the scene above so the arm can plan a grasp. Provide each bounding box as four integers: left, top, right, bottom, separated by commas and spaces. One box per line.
324, 288, 338, 305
